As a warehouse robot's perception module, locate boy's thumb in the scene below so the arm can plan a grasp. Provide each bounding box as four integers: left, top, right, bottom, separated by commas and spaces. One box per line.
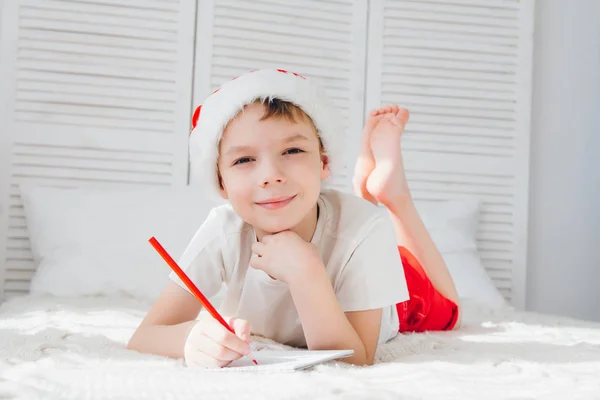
230, 317, 251, 343
241, 332, 251, 343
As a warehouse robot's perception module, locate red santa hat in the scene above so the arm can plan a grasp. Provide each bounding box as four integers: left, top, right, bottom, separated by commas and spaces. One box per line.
188, 69, 343, 200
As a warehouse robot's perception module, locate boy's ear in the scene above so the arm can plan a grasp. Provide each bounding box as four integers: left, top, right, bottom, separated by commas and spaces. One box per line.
219, 187, 229, 200
218, 175, 229, 199
320, 154, 331, 180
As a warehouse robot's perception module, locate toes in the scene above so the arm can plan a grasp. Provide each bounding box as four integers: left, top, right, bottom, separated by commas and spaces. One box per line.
378, 113, 397, 126
372, 105, 402, 117
396, 108, 410, 125
373, 106, 391, 115
378, 107, 410, 127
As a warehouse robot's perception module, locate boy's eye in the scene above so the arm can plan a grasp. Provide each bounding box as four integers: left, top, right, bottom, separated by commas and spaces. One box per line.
233, 157, 253, 166
284, 148, 304, 155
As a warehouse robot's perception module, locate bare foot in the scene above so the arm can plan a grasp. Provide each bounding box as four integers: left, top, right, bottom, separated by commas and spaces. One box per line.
365, 107, 411, 209
353, 105, 402, 205
352, 110, 382, 206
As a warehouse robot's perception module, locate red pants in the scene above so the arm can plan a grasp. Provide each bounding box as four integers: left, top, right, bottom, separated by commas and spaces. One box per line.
396, 246, 459, 332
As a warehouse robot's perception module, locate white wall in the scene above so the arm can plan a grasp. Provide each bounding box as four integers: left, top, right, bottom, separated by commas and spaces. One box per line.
527, 0, 600, 321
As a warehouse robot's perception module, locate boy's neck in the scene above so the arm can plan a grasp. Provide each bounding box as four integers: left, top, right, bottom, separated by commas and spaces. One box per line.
255, 203, 319, 243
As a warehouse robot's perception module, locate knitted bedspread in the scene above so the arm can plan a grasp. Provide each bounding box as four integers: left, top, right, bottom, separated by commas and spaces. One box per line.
1, 295, 599, 400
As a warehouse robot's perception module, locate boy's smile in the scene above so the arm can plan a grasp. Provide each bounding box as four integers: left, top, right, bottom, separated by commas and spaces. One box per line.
217, 100, 329, 241
255, 194, 298, 210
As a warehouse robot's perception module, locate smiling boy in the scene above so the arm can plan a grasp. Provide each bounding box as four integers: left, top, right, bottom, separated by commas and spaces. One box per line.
128, 69, 460, 367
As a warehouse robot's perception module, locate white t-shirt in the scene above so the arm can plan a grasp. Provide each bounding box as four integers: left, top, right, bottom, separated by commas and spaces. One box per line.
170, 189, 410, 347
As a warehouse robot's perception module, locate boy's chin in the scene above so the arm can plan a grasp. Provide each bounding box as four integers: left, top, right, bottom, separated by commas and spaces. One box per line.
255, 222, 295, 235
253, 215, 304, 235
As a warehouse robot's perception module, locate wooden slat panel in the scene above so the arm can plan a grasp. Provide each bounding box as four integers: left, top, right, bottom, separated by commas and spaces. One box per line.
366, 0, 533, 306
19, 29, 178, 52
25, 1, 179, 22
15, 1, 186, 134
386, 1, 519, 18
0, 0, 196, 300
43, 0, 180, 13
5, 269, 35, 281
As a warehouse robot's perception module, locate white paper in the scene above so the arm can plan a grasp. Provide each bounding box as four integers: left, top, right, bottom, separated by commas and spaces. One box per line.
214, 350, 354, 372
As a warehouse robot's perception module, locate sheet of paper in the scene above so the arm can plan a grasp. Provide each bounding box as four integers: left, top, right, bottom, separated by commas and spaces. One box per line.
212, 350, 354, 372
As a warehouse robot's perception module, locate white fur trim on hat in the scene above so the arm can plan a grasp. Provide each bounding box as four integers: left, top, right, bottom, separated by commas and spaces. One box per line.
189, 69, 344, 200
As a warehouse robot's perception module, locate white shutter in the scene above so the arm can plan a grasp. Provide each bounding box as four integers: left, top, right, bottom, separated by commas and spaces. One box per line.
193, 0, 368, 191
365, 0, 534, 308
0, 0, 197, 300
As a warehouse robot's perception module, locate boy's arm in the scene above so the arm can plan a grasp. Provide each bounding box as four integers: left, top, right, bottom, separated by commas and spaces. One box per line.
251, 222, 403, 366
128, 281, 252, 368
127, 281, 201, 358
288, 264, 381, 366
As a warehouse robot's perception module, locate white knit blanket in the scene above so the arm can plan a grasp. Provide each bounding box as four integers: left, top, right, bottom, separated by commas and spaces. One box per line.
1, 295, 599, 400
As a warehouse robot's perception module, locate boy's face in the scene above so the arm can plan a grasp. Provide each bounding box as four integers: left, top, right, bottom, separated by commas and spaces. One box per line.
217, 102, 329, 236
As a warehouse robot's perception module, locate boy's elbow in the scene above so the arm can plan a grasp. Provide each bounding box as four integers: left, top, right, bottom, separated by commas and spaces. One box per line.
349, 346, 376, 366
126, 335, 137, 351
357, 353, 376, 366
365, 349, 376, 366
126, 328, 143, 351
341, 355, 373, 367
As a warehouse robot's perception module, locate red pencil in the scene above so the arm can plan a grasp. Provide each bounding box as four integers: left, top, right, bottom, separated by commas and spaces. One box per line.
148, 236, 258, 365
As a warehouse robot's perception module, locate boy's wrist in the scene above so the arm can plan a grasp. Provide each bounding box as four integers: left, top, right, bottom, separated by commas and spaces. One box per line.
287, 257, 327, 289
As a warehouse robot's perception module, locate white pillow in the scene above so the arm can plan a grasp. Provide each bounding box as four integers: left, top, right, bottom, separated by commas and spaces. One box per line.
20, 184, 223, 301
415, 198, 507, 308
21, 184, 504, 308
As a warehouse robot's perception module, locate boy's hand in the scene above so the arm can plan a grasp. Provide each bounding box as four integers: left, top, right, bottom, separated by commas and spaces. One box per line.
183, 314, 252, 368
250, 231, 323, 284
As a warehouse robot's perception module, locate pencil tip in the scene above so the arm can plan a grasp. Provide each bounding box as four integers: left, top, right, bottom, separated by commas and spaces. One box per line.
252, 359, 258, 365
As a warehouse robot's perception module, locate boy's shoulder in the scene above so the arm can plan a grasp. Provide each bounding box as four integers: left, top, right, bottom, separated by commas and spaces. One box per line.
319, 189, 389, 240
201, 202, 251, 237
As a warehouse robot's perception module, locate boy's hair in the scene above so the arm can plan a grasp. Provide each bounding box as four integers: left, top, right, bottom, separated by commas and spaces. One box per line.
256, 98, 325, 152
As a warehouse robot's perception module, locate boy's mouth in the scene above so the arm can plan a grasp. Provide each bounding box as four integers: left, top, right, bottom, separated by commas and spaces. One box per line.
256, 195, 297, 210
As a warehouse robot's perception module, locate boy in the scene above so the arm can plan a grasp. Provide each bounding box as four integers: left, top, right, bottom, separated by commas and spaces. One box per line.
128, 69, 460, 367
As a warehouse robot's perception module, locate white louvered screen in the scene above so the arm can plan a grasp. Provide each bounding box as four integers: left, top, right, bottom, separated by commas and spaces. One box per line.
193, 0, 368, 192
0, 0, 197, 300
365, 0, 534, 308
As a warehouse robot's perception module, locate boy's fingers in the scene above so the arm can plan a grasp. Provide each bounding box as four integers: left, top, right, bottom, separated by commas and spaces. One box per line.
251, 242, 265, 256
203, 321, 251, 356
230, 318, 251, 342
249, 254, 264, 270
186, 348, 232, 368
195, 334, 245, 361
261, 235, 273, 244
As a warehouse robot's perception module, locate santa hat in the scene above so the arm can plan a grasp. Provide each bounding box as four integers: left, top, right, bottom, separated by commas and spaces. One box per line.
188, 69, 343, 200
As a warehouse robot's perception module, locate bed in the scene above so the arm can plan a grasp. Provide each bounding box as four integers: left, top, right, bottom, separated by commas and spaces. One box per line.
1, 186, 599, 400
1, 295, 599, 399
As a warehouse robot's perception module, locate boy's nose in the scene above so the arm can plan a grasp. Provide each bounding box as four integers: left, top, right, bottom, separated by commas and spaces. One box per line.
261, 177, 283, 187
259, 160, 286, 187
